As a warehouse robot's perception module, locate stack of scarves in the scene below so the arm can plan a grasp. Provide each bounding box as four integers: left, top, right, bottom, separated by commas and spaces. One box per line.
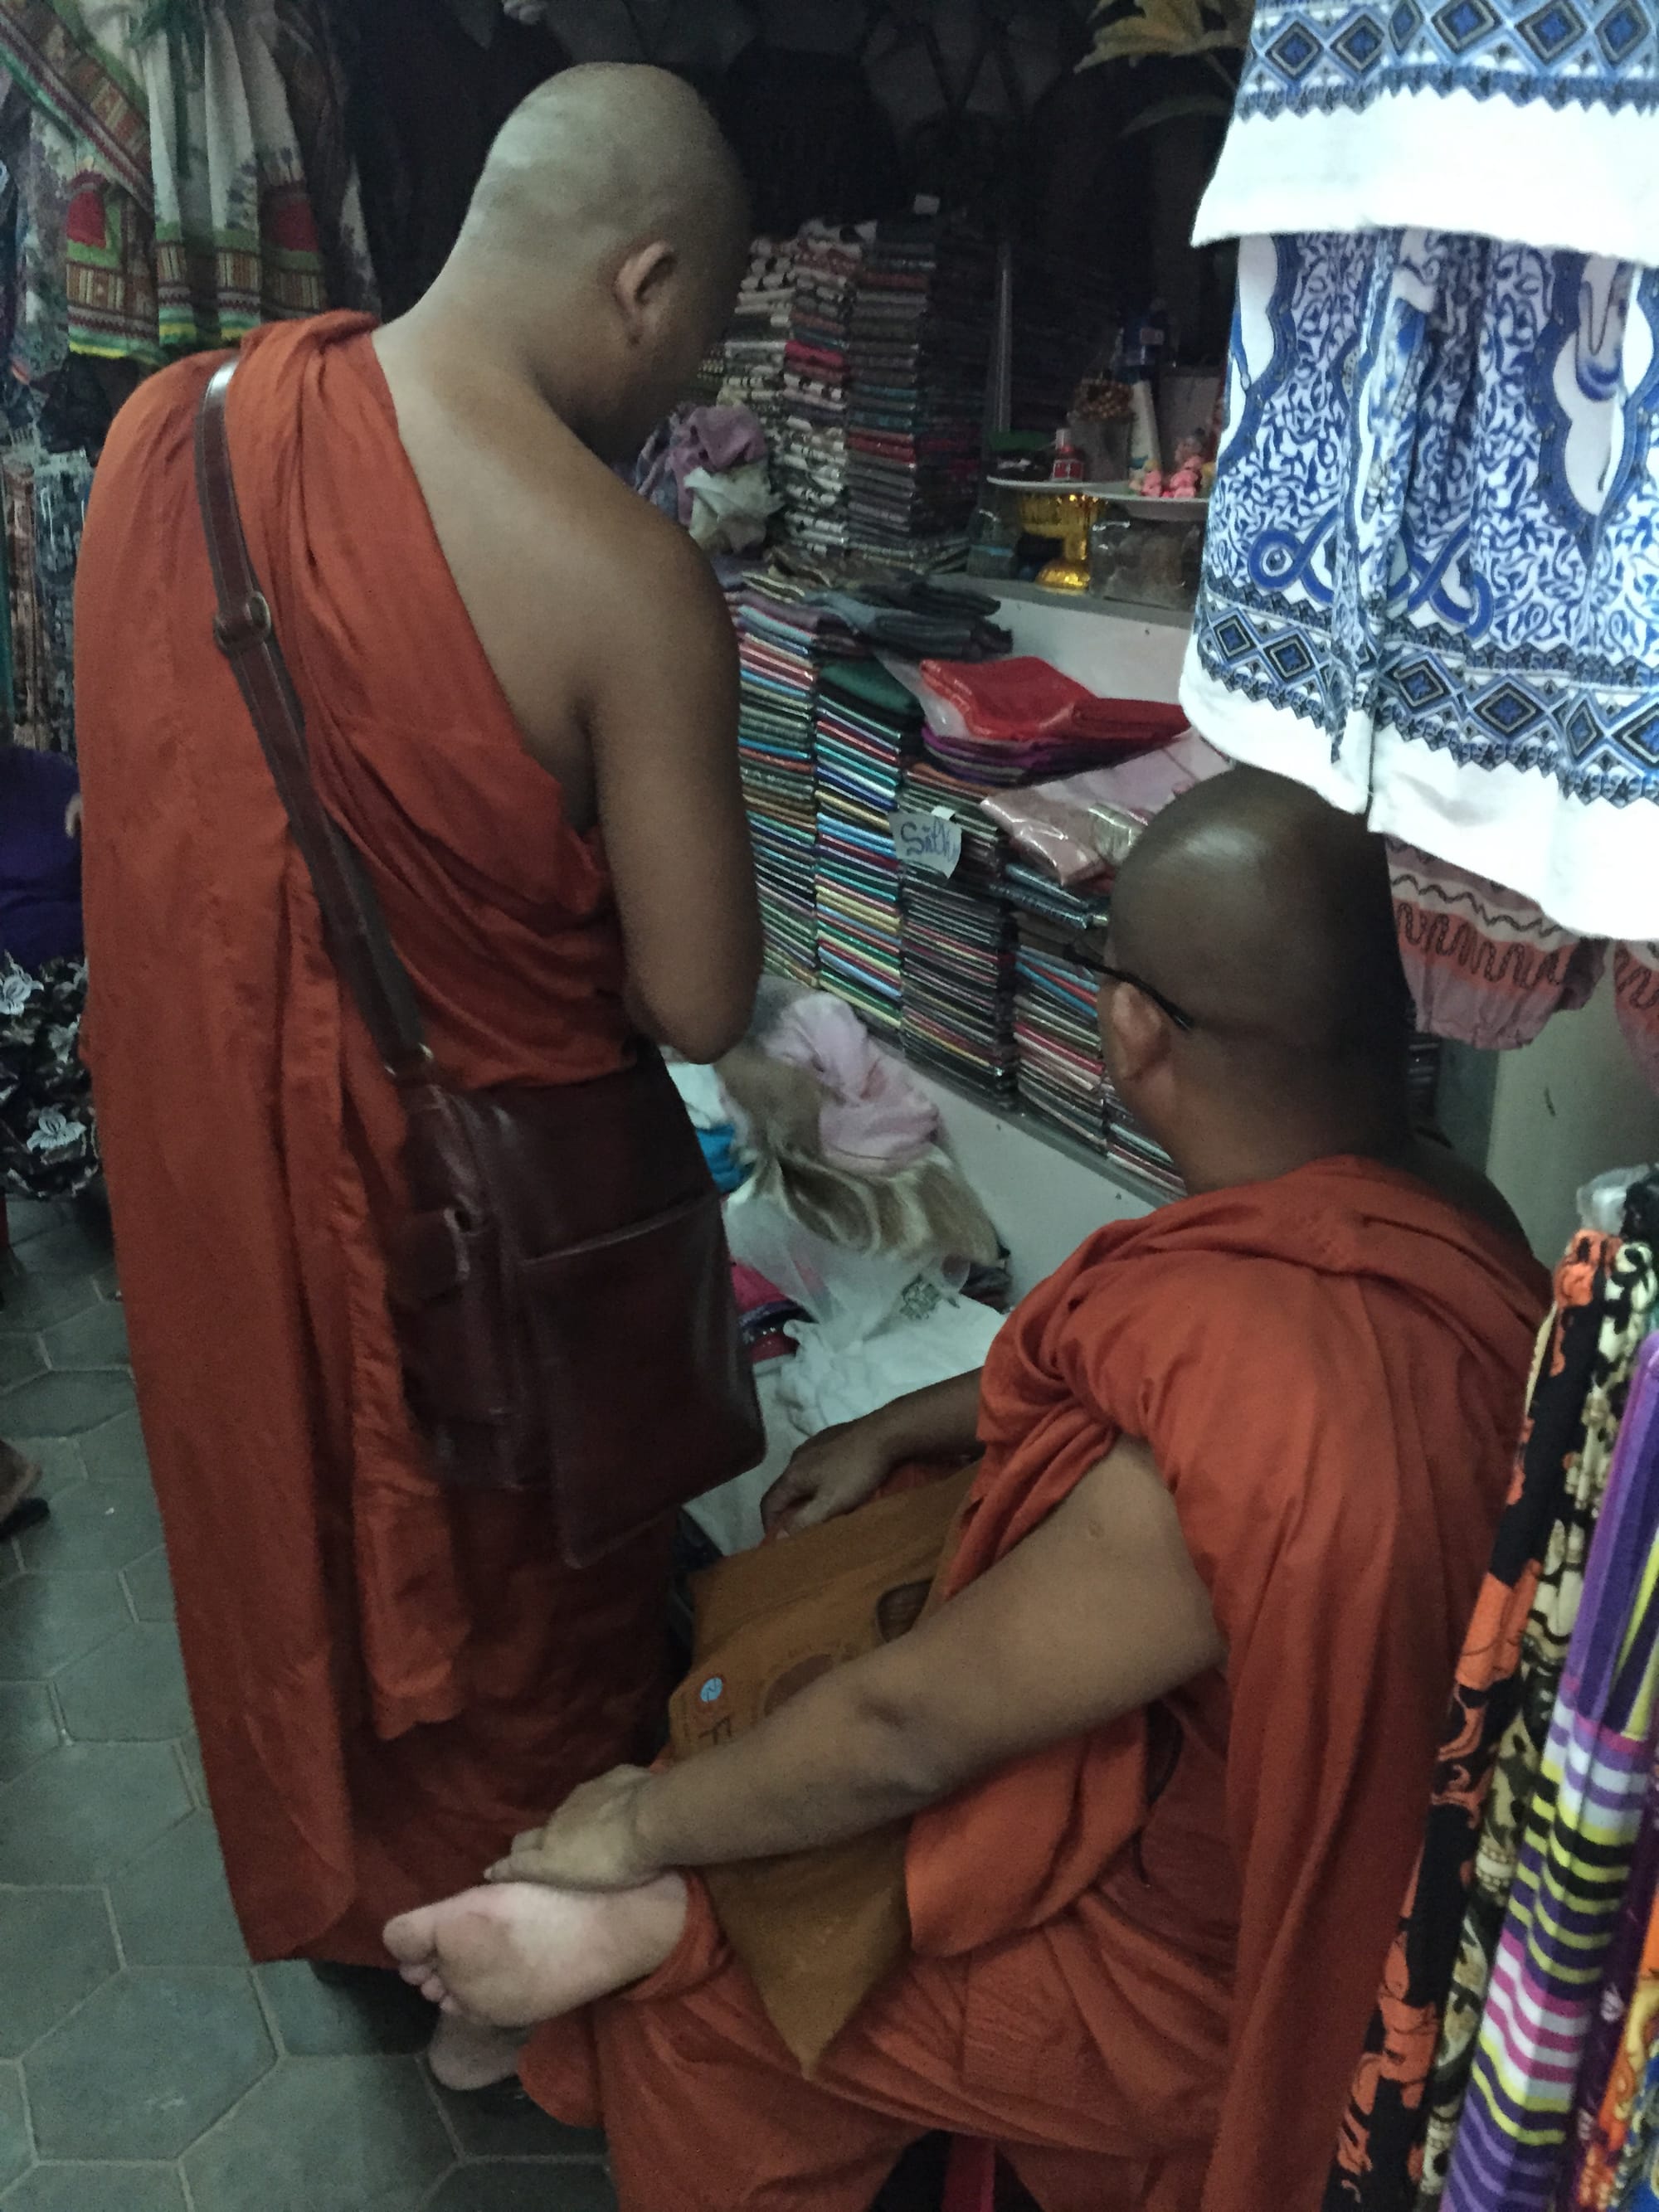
1326, 1213, 1659, 2211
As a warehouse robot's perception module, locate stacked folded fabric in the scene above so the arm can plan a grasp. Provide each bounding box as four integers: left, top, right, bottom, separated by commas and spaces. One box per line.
846, 211, 995, 572
735, 571, 859, 984
1408, 1034, 1442, 1125
899, 877, 1018, 1101
1001, 859, 1114, 934
1013, 917, 1112, 1155
717, 237, 800, 443
915, 659, 1191, 790
813, 660, 922, 1034
776, 222, 867, 557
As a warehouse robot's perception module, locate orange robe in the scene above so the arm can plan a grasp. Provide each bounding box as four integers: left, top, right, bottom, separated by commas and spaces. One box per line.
520, 1158, 1548, 2212
74, 313, 673, 1963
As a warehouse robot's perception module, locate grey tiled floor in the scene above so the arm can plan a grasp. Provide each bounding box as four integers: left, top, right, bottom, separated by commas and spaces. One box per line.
0, 1195, 618, 2211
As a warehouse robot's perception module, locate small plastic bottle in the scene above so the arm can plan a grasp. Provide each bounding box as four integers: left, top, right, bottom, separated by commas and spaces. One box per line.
1051, 430, 1085, 483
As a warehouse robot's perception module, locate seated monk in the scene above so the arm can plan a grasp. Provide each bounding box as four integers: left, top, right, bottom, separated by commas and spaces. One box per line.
73, 69, 757, 2090
385, 768, 1549, 2212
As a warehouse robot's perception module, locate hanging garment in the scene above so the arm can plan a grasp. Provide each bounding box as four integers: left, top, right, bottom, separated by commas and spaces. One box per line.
1565, 1704, 1659, 2205
522, 1158, 1547, 2212
1185, 231, 1659, 941
1389, 843, 1607, 1052
0, 0, 371, 367
1443, 1320, 1659, 2211
1327, 1234, 1659, 2209
1583, 1884, 1659, 2207
30, 449, 90, 755
1194, 0, 1659, 269
1, 454, 47, 750
0, 952, 93, 1199
75, 314, 668, 1963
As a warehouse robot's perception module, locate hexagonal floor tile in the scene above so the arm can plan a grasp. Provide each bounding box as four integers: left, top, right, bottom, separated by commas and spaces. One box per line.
7, 1217, 113, 1278
0, 1570, 129, 1681
178, 1733, 209, 1809
17, 1479, 162, 1573
0, 1683, 61, 1785
3, 1439, 84, 1500
0, 1199, 64, 1246
0, 1888, 118, 2057
425, 2166, 618, 2211
39, 1300, 129, 1370
0, 1337, 44, 1393
183, 2056, 451, 2212
0, 1740, 190, 1883
257, 1962, 433, 2057
25, 1969, 273, 2160
78, 1407, 149, 1483
433, 2081, 606, 2161
109, 1811, 248, 1968
0, 1270, 100, 1332
0, 2064, 28, 2191
0, 1369, 134, 1438
0, 2166, 187, 2212
122, 1546, 174, 1621
55, 1621, 189, 1742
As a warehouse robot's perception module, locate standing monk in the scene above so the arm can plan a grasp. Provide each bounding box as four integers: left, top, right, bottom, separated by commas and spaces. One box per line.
73, 66, 758, 2089
387, 772, 1548, 2209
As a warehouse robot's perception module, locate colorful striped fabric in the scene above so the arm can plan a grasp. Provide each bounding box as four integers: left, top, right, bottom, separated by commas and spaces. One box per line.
1443, 1344, 1659, 2212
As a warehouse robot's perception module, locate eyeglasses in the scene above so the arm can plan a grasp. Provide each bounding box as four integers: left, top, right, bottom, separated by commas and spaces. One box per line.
1098, 962, 1197, 1033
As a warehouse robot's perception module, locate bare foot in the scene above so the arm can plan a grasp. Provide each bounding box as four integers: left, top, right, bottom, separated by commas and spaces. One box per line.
426, 2011, 524, 2092
384, 1876, 688, 2033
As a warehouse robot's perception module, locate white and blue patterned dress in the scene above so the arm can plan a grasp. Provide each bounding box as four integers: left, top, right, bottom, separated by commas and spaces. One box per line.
1183, 8, 1659, 941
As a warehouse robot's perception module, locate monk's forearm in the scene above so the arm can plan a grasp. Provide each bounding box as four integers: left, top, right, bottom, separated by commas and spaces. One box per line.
862, 1369, 985, 1468
630, 1665, 961, 1870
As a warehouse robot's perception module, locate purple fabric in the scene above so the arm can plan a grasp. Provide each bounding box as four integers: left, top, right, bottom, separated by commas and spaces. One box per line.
0, 746, 80, 969
635, 405, 767, 527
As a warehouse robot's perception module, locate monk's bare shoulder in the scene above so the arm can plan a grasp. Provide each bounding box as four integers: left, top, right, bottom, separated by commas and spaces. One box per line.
373, 347, 732, 823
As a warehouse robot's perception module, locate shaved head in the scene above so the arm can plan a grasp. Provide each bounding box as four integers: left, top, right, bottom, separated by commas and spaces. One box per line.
1109, 766, 1412, 1063
462, 66, 749, 307
422, 65, 750, 459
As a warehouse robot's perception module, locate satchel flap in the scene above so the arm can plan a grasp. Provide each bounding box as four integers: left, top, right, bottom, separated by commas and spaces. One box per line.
387, 1208, 474, 1308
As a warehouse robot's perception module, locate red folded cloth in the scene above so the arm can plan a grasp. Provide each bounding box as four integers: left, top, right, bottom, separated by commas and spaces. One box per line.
917, 656, 1190, 748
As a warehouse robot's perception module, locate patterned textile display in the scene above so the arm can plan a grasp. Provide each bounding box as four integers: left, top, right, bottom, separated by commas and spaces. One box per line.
1326, 1236, 1633, 2207
1566, 1721, 1659, 2206
1194, 0, 1659, 268
1443, 1325, 1659, 2211
0, 952, 94, 1200
30, 445, 90, 753
1618, 949, 1659, 1096
1184, 230, 1659, 941
0, 0, 373, 369
1, 451, 46, 748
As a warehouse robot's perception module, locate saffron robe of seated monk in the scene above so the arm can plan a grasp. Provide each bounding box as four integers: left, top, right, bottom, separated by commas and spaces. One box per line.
519, 1158, 1548, 2212
74, 313, 673, 1962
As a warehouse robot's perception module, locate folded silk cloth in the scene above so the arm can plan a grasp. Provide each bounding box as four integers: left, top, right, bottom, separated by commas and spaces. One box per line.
981, 730, 1229, 885
918, 658, 1190, 747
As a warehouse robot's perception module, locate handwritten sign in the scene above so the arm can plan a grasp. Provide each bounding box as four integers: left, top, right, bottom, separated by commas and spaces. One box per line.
890, 809, 963, 878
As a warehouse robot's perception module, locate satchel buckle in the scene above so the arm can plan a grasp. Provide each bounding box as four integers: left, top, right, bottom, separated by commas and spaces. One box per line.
213, 593, 274, 655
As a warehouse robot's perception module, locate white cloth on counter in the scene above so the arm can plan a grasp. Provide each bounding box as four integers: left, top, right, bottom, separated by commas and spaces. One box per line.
773, 1280, 1003, 1437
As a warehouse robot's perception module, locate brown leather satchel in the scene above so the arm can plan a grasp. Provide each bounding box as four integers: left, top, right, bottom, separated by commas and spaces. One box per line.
193, 360, 763, 1567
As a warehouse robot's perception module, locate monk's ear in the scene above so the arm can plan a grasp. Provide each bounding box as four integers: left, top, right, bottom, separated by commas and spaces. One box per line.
614, 240, 678, 341
1100, 977, 1168, 1087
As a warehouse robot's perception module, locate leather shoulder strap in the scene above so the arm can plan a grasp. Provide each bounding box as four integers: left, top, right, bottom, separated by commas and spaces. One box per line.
193, 359, 431, 1081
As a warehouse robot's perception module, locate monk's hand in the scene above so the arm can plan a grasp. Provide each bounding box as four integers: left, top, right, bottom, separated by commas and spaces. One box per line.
485, 1767, 663, 1892
761, 1418, 893, 1537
